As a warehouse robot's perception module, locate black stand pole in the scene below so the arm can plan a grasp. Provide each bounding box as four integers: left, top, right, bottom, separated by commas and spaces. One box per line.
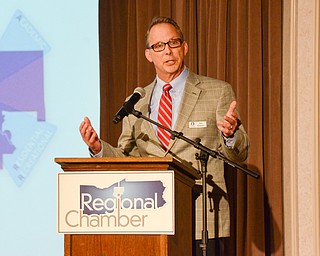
196, 148, 209, 256
127, 109, 260, 255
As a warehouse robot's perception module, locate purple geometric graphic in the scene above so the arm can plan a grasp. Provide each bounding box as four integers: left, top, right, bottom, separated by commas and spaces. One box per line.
0, 51, 45, 120
0, 51, 45, 170
0, 10, 55, 186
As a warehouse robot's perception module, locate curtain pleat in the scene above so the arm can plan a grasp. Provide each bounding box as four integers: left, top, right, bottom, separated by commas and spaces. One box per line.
99, 0, 283, 255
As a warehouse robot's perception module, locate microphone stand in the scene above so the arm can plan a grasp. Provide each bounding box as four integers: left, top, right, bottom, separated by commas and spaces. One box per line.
129, 109, 260, 256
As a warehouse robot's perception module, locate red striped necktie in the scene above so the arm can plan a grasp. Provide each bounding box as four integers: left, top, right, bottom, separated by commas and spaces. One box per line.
157, 84, 172, 149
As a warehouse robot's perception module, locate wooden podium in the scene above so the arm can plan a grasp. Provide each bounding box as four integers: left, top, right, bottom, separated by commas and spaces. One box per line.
55, 157, 200, 256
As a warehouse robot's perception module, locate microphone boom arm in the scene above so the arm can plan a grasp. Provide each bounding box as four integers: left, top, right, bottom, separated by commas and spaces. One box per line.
131, 109, 259, 179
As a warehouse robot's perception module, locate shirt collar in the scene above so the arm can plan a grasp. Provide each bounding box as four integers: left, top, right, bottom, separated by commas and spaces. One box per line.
156, 66, 189, 92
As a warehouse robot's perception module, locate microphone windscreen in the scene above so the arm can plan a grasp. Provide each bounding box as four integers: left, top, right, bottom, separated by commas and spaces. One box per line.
134, 87, 146, 98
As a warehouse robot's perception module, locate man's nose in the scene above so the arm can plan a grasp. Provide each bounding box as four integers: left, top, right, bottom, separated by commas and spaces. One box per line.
163, 43, 173, 54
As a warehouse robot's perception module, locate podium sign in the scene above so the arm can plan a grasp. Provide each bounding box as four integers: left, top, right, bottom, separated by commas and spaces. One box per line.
57, 170, 174, 234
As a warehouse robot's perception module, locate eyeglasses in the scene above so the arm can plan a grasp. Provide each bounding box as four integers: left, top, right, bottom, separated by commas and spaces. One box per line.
148, 38, 183, 52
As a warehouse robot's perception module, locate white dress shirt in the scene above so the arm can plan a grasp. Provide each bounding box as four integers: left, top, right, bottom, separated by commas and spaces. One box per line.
149, 66, 189, 131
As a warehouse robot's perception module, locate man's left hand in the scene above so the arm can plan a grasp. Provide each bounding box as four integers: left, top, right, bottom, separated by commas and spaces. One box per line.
217, 101, 239, 137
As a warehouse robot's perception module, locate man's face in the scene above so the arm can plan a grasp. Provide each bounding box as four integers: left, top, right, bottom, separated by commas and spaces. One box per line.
145, 23, 188, 82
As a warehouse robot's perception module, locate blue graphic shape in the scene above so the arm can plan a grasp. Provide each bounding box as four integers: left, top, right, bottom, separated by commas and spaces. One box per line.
2, 111, 56, 187
80, 179, 167, 215
0, 10, 50, 53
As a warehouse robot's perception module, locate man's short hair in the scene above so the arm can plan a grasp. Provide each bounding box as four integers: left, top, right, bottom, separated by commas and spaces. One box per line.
145, 16, 184, 48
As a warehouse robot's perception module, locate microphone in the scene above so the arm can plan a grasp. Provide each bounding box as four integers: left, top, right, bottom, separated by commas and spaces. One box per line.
113, 87, 146, 124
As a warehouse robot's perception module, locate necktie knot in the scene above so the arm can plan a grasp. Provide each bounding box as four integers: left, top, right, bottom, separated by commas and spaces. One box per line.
163, 84, 172, 96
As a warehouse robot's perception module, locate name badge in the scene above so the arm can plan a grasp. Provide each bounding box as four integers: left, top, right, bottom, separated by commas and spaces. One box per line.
188, 121, 207, 128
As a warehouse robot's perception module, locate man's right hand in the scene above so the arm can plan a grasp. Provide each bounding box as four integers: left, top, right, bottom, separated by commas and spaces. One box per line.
79, 117, 102, 155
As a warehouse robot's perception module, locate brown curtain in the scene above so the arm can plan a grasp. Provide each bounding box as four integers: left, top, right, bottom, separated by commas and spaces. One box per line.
99, 0, 283, 255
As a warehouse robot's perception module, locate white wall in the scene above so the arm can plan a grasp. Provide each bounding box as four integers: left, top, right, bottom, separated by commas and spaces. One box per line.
283, 0, 320, 255
0, 1, 100, 255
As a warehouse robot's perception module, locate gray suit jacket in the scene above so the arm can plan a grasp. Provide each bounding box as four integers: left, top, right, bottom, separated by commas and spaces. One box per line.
101, 71, 249, 238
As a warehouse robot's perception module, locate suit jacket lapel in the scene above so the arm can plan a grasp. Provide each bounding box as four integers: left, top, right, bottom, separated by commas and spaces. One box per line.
168, 71, 201, 149
174, 71, 201, 132
140, 80, 158, 141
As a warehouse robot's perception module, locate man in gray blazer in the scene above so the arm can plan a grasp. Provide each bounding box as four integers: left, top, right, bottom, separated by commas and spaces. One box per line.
80, 16, 249, 255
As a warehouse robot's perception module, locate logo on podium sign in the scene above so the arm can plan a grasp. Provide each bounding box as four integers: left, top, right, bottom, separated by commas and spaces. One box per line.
57, 171, 174, 234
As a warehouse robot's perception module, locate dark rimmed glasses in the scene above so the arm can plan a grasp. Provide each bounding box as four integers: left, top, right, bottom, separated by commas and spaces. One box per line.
148, 38, 183, 52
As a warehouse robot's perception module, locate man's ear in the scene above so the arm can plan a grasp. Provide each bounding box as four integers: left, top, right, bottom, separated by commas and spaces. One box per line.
145, 48, 153, 63
183, 42, 189, 56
